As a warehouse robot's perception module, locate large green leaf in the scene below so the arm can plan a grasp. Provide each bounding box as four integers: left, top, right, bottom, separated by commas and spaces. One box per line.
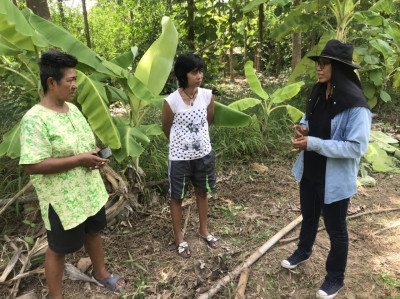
76, 70, 121, 149
110, 46, 138, 69
134, 16, 178, 96
214, 101, 251, 128
0, 1, 48, 51
270, 14, 321, 41
139, 124, 164, 136
112, 125, 150, 162
364, 142, 400, 173
244, 61, 269, 100
0, 37, 23, 55
369, 38, 393, 59
286, 105, 304, 122
380, 90, 391, 102
353, 11, 384, 26
24, 9, 116, 77
228, 97, 261, 111
243, 0, 268, 13
0, 121, 21, 159
271, 81, 305, 103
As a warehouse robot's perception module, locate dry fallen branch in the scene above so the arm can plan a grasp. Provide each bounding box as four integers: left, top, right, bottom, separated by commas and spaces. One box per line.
10, 237, 43, 298
372, 223, 400, 235
234, 268, 250, 299
279, 207, 400, 243
197, 215, 303, 299
0, 181, 33, 217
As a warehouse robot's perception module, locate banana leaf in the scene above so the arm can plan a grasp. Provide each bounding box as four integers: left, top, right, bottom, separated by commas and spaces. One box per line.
76, 70, 121, 149
134, 16, 178, 96
271, 81, 305, 103
286, 105, 304, 122
228, 98, 261, 111
0, 0, 48, 51
244, 61, 269, 100
23, 8, 116, 77
214, 102, 252, 128
112, 125, 150, 162
364, 142, 400, 173
0, 121, 21, 159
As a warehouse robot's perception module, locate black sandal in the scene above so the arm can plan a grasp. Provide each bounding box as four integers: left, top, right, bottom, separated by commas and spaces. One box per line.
199, 234, 219, 249
176, 241, 191, 258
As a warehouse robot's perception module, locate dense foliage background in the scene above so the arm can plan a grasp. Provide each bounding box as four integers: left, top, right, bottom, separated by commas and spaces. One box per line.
1, 0, 400, 199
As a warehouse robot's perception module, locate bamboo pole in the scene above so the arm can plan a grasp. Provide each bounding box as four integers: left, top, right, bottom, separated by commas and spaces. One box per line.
197, 215, 303, 299
280, 207, 400, 243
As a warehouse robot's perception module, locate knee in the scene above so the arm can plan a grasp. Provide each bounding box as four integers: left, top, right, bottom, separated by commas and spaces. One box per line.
86, 231, 101, 239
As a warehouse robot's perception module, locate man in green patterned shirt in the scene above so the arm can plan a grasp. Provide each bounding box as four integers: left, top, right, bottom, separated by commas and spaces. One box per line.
19, 51, 125, 298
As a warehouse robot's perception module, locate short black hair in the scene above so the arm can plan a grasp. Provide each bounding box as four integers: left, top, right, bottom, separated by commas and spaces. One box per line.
174, 54, 205, 88
38, 50, 78, 94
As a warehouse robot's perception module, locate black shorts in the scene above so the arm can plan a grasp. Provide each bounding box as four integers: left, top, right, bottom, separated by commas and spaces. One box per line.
46, 205, 107, 254
168, 150, 216, 200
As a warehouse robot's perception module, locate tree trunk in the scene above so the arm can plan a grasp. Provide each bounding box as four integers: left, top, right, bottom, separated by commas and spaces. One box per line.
12, 0, 18, 5
81, 0, 92, 48
187, 0, 195, 50
255, 4, 264, 72
26, 0, 51, 21
57, 0, 66, 28
291, 0, 302, 71
229, 9, 234, 82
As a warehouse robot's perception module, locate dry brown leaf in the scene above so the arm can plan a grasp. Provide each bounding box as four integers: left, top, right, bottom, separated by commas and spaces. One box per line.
251, 163, 269, 173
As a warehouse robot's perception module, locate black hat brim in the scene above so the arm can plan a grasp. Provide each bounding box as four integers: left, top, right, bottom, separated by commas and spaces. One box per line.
308, 55, 363, 69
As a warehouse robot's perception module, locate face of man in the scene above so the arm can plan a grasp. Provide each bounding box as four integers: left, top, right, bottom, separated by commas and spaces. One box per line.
50, 67, 78, 101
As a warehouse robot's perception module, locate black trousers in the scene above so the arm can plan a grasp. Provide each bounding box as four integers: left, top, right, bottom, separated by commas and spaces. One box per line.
297, 176, 349, 282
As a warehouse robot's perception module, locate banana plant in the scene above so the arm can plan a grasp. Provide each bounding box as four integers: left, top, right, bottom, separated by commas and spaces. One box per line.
228, 60, 304, 129
0, 0, 251, 167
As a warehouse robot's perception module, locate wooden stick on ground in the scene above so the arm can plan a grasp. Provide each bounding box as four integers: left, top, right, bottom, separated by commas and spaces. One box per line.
0, 181, 33, 217
280, 207, 400, 243
197, 215, 303, 299
372, 223, 400, 235
234, 268, 250, 299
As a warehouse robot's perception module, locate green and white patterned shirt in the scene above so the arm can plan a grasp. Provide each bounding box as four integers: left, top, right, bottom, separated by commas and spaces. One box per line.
19, 102, 108, 230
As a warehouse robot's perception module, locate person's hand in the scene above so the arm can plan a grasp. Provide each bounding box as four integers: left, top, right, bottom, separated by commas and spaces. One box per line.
78, 150, 109, 170
291, 136, 308, 152
293, 125, 308, 139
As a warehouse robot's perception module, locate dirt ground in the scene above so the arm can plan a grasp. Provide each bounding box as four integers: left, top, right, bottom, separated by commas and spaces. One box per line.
1, 152, 400, 299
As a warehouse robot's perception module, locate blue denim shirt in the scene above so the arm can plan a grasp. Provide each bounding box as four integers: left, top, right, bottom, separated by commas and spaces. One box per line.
292, 107, 372, 204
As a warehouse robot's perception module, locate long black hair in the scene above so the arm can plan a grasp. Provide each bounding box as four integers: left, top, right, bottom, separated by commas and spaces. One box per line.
306, 61, 369, 120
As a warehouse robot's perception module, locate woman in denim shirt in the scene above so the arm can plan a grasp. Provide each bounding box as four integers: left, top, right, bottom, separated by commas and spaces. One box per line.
281, 40, 371, 299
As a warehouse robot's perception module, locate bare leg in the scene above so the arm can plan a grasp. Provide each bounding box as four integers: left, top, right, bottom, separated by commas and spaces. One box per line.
84, 232, 125, 289
195, 188, 218, 247
45, 247, 65, 299
170, 198, 190, 256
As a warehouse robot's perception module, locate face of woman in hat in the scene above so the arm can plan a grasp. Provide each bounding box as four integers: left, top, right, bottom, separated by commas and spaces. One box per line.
317, 58, 332, 84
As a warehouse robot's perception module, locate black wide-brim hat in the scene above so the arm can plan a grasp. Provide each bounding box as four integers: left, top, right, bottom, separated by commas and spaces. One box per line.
308, 39, 362, 69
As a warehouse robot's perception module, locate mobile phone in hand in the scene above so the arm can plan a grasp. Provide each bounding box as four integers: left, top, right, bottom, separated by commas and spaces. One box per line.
96, 146, 112, 159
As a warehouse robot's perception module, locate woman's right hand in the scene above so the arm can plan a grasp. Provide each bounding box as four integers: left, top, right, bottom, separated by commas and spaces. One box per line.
78, 150, 109, 170
294, 125, 308, 139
